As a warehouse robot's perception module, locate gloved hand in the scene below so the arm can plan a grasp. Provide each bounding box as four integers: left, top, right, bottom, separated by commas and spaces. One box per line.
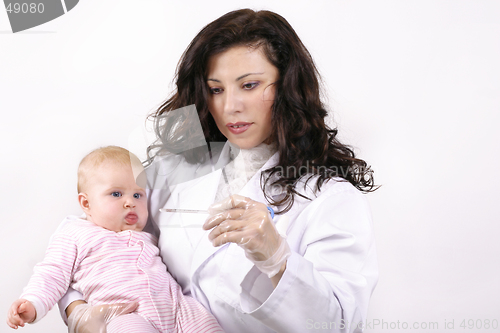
67, 302, 138, 333
204, 194, 291, 278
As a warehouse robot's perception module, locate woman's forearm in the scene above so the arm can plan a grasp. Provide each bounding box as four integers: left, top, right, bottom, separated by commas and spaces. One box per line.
270, 261, 287, 288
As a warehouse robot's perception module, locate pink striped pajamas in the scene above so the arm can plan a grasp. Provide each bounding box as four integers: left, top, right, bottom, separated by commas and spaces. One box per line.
21, 219, 223, 333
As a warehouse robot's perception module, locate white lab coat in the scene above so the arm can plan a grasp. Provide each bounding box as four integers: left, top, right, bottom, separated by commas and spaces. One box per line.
146, 142, 378, 333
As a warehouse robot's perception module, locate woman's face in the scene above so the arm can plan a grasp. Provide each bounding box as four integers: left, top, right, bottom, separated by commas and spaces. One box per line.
206, 45, 278, 150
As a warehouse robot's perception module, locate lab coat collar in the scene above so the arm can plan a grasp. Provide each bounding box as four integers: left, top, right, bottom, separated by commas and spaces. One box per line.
188, 142, 281, 276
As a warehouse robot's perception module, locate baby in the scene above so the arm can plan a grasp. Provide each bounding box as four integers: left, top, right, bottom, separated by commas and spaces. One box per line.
7, 146, 223, 333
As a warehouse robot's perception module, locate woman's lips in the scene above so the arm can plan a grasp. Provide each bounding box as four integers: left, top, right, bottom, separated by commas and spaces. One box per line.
226, 122, 252, 134
125, 212, 138, 225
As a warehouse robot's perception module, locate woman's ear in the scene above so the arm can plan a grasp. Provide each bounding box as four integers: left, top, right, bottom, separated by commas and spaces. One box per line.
78, 193, 90, 212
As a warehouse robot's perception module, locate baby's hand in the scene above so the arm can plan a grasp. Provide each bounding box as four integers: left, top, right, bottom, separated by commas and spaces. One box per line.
6, 299, 36, 329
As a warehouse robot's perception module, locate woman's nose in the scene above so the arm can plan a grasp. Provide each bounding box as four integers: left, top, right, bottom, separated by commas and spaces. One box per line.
223, 89, 243, 114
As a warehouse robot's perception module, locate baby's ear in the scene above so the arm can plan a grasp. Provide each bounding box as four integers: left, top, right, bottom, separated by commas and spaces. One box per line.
78, 193, 90, 211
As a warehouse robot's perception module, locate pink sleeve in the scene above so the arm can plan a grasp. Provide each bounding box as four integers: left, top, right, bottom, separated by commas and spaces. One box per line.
20, 232, 79, 322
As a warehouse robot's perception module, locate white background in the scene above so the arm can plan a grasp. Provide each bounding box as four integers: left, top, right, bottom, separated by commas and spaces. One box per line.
1, 1, 499, 332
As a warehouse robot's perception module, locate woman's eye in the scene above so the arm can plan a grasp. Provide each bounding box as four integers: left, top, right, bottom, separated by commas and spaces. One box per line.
242, 82, 258, 90
133, 193, 141, 199
210, 87, 222, 94
111, 192, 122, 197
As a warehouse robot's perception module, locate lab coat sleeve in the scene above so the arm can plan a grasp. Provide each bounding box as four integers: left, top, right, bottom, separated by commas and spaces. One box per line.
58, 287, 84, 324
21, 230, 79, 324
240, 183, 378, 332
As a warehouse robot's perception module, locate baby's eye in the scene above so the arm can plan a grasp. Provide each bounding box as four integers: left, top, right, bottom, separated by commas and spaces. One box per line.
133, 193, 141, 199
111, 192, 122, 197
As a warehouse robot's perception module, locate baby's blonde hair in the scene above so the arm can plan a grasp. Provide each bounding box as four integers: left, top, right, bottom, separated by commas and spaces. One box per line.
77, 146, 143, 193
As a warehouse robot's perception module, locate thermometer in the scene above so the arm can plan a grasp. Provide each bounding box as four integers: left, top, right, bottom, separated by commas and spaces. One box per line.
160, 207, 275, 218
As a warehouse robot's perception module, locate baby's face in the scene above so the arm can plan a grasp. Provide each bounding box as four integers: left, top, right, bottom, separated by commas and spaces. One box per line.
83, 161, 148, 232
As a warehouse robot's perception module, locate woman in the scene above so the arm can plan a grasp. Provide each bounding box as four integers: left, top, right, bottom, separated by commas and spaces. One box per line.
64, 9, 378, 333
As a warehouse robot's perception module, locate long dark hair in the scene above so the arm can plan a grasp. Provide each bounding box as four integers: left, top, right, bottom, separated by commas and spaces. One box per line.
147, 9, 377, 213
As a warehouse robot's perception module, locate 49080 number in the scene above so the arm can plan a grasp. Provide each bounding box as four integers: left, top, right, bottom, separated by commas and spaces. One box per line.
6, 3, 45, 14
460, 319, 498, 330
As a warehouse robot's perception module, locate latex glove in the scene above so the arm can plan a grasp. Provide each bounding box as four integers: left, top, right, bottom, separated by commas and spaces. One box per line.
67, 302, 138, 333
204, 194, 291, 278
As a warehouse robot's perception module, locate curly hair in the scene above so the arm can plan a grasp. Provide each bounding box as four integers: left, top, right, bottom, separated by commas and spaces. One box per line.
147, 9, 376, 213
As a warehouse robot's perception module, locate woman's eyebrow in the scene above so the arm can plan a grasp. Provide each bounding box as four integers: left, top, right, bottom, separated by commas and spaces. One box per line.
236, 72, 263, 81
206, 72, 264, 83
